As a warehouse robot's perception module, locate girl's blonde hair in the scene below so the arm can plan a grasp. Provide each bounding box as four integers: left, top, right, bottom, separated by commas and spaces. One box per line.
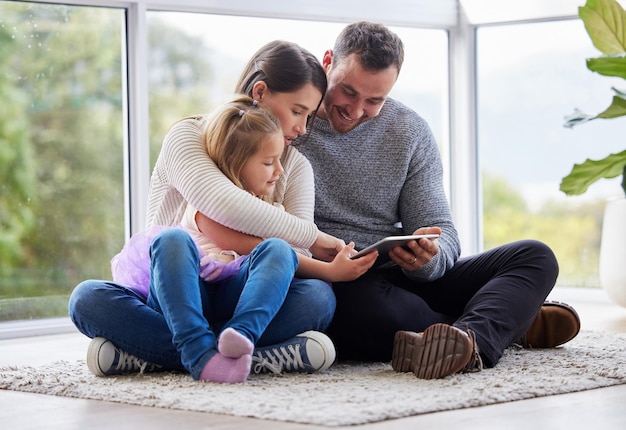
202, 95, 282, 202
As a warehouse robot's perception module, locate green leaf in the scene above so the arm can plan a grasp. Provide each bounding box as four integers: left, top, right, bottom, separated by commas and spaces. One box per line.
580, 0, 626, 54
587, 55, 626, 78
597, 93, 626, 117
560, 149, 626, 195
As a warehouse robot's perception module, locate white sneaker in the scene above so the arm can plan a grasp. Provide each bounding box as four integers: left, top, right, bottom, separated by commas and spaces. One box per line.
251, 331, 336, 374
86, 337, 161, 376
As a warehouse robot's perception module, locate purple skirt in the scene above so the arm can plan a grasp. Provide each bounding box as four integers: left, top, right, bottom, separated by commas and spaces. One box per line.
110, 225, 243, 299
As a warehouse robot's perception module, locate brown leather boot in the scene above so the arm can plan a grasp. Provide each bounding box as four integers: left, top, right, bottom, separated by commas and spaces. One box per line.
519, 301, 581, 348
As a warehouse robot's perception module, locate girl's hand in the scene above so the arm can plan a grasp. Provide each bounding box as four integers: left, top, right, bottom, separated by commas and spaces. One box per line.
326, 242, 377, 281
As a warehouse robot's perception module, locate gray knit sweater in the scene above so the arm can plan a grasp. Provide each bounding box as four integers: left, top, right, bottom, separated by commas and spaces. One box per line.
298, 98, 460, 280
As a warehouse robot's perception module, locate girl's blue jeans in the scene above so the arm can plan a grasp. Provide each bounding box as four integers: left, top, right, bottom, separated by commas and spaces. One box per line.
69, 229, 336, 379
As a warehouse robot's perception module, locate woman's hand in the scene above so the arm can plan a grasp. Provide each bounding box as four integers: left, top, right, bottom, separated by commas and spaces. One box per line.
310, 230, 346, 262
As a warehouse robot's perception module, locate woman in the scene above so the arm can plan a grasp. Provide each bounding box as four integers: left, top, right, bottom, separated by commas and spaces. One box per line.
68, 41, 375, 379
124, 96, 372, 383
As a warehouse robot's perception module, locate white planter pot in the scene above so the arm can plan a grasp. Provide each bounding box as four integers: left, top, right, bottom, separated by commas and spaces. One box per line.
599, 198, 626, 307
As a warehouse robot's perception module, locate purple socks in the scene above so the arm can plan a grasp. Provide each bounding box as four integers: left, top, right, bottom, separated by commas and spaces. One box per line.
218, 327, 254, 358
199, 328, 254, 384
199, 353, 251, 384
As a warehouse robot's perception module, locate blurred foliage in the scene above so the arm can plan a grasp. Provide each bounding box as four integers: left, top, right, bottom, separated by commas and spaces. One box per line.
0, 20, 35, 276
483, 172, 603, 287
147, 16, 218, 167
0, 3, 214, 320
0, 3, 125, 307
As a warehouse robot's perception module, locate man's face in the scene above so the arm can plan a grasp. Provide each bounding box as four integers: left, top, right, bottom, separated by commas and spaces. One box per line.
319, 52, 398, 134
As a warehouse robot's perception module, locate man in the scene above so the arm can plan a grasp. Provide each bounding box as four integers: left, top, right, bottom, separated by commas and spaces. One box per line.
297, 21, 580, 379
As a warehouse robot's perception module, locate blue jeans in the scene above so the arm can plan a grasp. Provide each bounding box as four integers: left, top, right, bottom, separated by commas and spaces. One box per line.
69, 229, 336, 379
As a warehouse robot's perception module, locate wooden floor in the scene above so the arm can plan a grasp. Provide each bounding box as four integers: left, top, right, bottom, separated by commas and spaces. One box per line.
1, 286, 626, 430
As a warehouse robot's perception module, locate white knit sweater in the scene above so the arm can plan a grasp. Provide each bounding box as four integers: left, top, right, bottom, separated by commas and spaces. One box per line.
145, 116, 318, 250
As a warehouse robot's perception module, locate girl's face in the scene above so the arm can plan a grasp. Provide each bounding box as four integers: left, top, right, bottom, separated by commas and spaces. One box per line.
240, 131, 285, 197
253, 82, 323, 146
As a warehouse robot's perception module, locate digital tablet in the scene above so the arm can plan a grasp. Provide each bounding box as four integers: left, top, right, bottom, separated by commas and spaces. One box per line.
350, 234, 440, 259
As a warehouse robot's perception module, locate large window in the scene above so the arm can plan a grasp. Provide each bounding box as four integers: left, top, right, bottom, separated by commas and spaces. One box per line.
0, 1, 125, 322
1, 3, 448, 324
3, 0, 606, 328
477, 19, 624, 287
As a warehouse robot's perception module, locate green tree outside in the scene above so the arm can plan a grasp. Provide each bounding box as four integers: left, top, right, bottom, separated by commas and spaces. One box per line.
0, 3, 214, 320
483, 172, 603, 287
0, 20, 35, 278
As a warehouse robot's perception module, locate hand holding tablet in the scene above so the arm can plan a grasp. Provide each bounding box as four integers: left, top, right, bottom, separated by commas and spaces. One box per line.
350, 234, 440, 259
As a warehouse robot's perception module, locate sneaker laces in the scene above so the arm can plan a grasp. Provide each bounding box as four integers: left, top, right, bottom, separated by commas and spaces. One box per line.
461, 329, 483, 374
252, 343, 305, 374
115, 350, 157, 374
251, 356, 282, 374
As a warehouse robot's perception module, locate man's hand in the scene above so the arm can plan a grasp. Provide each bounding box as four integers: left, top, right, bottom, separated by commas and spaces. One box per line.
389, 226, 442, 271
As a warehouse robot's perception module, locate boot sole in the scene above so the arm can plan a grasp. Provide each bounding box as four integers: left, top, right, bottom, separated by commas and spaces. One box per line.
392, 324, 473, 379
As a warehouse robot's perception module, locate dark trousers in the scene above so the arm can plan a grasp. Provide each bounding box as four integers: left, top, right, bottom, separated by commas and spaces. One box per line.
327, 240, 558, 366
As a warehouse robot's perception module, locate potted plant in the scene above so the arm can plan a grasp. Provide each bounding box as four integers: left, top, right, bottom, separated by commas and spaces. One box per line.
562, 0, 626, 306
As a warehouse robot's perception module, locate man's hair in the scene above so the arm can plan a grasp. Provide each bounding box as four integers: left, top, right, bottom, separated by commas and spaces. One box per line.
333, 21, 404, 73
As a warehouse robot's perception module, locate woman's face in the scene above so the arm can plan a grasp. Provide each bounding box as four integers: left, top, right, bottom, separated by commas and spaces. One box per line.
239, 130, 285, 197
252, 82, 323, 146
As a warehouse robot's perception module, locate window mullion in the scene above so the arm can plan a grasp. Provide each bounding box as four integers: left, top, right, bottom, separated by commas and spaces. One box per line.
125, 2, 151, 238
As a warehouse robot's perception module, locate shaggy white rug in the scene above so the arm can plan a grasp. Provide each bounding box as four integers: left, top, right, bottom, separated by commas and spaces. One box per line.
1, 330, 626, 426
